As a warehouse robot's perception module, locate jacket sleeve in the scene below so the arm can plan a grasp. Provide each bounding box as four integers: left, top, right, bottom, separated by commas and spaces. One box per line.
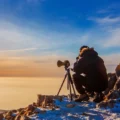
73, 57, 88, 74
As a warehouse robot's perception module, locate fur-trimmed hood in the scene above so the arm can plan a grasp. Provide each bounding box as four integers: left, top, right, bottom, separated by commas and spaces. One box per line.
80, 47, 98, 57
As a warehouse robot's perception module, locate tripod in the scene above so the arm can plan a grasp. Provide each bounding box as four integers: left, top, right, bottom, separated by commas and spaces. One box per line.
57, 67, 76, 101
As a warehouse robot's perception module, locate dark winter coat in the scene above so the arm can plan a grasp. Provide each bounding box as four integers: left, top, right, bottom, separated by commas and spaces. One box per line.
73, 48, 108, 92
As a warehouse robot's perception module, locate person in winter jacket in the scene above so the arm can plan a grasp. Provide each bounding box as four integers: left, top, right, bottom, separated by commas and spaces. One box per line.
73, 46, 108, 102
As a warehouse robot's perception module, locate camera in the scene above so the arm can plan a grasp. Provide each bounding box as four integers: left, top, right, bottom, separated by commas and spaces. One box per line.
57, 60, 70, 68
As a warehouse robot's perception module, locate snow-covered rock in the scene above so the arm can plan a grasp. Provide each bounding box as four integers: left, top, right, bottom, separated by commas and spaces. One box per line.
2, 95, 120, 120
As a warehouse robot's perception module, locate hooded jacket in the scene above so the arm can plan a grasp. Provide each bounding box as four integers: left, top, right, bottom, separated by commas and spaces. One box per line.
73, 48, 108, 90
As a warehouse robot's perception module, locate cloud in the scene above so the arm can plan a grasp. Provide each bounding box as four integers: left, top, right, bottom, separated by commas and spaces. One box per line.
89, 16, 120, 24
0, 21, 39, 50
0, 52, 119, 77
0, 55, 69, 77
102, 28, 120, 47
0, 48, 38, 53
0, 20, 67, 56
87, 15, 120, 48
97, 9, 110, 14
97, 2, 120, 15
0, 20, 94, 58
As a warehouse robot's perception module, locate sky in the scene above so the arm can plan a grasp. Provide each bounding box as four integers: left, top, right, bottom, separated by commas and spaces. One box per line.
0, 0, 120, 77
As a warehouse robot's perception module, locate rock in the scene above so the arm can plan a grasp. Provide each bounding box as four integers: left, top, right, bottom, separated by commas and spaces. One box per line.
23, 110, 33, 116
104, 73, 117, 95
82, 112, 91, 116
12, 113, 17, 117
32, 102, 37, 107
66, 104, 76, 108
6, 111, 13, 116
20, 115, 31, 120
107, 90, 120, 99
97, 101, 108, 108
41, 96, 47, 108
114, 79, 120, 90
4, 114, 15, 120
4, 111, 15, 120
33, 108, 46, 114
19, 110, 25, 116
51, 107, 55, 111
19, 105, 36, 117
14, 115, 21, 120
17, 108, 24, 113
97, 99, 117, 109
34, 108, 41, 113
38, 95, 57, 108
39, 110, 46, 114
104, 88, 110, 95
37, 94, 46, 106
107, 100, 115, 108
11, 109, 17, 113
27, 105, 35, 111
55, 105, 60, 109
0, 113, 3, 120
54, 96, 63, 102
37, 95, 63, 107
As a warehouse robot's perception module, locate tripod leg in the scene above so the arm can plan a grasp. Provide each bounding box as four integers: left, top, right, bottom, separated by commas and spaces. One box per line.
69, 84, 72, 101
67, 69, 77, 97
57, 73, 67, 96
71, 83, 77, 97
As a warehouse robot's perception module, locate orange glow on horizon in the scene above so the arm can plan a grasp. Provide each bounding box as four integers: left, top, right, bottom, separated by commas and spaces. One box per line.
0, 56, 66, 77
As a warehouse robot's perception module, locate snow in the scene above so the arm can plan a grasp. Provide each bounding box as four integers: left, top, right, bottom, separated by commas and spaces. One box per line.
111, 98, 120, 113
27, 97, 120, 120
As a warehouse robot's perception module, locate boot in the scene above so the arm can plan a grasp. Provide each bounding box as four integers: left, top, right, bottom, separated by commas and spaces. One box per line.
87, 91, 95, 98
74, 94, 89, 102
93, 93, 104, 103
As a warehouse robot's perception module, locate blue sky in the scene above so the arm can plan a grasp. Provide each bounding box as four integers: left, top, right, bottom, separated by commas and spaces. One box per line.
0, 0, 120, 76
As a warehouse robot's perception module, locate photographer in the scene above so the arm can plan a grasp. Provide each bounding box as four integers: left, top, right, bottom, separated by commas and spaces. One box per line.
73, 46, 108, 103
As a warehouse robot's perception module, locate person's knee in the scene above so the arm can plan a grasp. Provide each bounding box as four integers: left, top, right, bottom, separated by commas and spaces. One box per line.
72, 74, 79, 82
72, 74, 76, 79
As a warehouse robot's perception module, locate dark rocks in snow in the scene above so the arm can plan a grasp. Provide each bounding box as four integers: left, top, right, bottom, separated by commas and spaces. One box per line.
4, 110, 16, 120
37, 94, 63, 108
107, 90, 120, 100
14, 115, 21, 120
26, 104, 36, 112
2, 95, 65, 120
17, 108, 24, 113
97, 101, 108, 108
37, 94, 55, 107
0, 113, 3, 120
3, 104, 37, 120
97, 99, 116, 108
104, 73, 117, 95
114, 78, 120, 90
97, 70, 120, 109
98, 89, 120, 109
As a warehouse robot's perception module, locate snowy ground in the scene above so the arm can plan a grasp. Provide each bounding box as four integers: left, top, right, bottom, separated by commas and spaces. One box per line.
27, 97, 120, 120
